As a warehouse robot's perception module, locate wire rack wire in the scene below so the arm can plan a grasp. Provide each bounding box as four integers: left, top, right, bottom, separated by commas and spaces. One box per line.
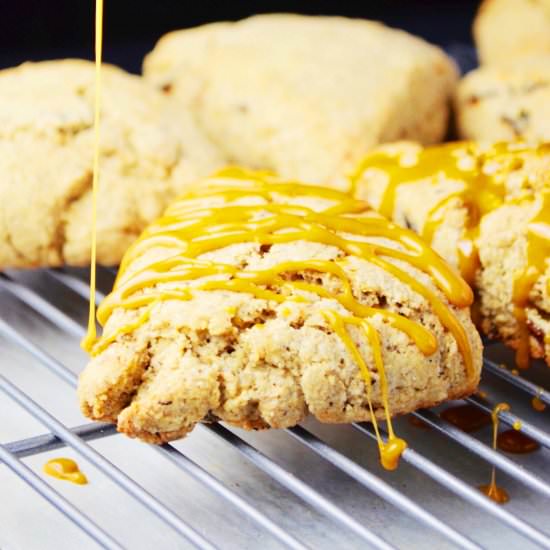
0, 267, 549, 550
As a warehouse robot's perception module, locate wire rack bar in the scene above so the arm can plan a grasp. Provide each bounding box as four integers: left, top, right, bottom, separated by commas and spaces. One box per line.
204, 423, 395, 550
353, 423, 550, 549
48, 269, 106, 303
482, 357, 550, 407
0, 273, 85, 338
465, 395, 550, 450
286, 426, 479, 550
0, 317, 78, 387
157, 444, 309, 550
5, 423, 116, 458
413, 410, 550, 500
0, 374, 217, 550
0, 442, 123, 550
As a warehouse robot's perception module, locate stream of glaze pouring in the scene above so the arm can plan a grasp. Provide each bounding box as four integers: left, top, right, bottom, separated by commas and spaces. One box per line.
479, 403, 510, 504
53, 0, 104, 484
83, 168, 476, 470
351, 142, 550, 369
82, 0, 103, 352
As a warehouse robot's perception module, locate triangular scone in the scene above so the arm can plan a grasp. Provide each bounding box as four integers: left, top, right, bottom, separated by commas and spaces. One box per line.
0, 59, 224, 269
351, 141, 550, 368
79, 169, 482, 445
143, 14, 458, 187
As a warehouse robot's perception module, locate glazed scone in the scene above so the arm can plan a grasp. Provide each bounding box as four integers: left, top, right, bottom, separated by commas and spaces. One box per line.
352, 141, 550, 367
456, 55, 550, 142
474, 0, 550, 65
0, 59, 224, 269
143, 14, 458, 187
78, 169, 482, 448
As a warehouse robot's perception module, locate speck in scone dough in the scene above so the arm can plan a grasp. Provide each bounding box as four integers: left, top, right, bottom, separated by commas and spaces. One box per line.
456, 55, 550, 142
143, 14, 458, 187
352, 142, 550, 366
474, 0, 550, 65
78, 172, 482, 443
0, 59, 224, 269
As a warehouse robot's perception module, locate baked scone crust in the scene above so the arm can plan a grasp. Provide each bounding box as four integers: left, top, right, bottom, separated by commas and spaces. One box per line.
456, 55, 550, 142
143, 14, 458, 187
0, 60, 224, 269
474, 0, 550, 65
78, 172, 482, 443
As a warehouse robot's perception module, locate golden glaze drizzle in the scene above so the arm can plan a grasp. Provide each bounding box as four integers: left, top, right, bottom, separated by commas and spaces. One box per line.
82, 0, 104, 351
351, 142, 550, 369
85, 169, 476, 470
44, 458, 88, 485
479, 403, 510, 504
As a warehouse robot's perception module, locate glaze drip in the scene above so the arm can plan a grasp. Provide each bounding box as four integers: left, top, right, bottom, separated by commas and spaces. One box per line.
479, 403, 510, 504
44, 458, 88, 485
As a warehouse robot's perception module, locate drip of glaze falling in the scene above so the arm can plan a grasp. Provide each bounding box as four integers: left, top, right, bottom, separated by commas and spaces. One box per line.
81, 0, 104, 352
478, 403, 510, 504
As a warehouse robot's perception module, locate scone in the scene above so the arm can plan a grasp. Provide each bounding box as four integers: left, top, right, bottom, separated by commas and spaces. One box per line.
143, 14, 458, 187
78, 168, 482, 453
455, 55, 550, 142
0, 59, 224, 269
474, 0, 550, 65
351, 141, 550, 368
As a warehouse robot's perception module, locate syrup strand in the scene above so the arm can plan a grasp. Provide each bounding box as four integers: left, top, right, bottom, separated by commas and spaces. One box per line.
82, 0, 103, 352
479, 403, 510, 504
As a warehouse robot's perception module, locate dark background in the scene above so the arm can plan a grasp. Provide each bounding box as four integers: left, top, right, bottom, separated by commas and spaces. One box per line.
0, 0, 480, 74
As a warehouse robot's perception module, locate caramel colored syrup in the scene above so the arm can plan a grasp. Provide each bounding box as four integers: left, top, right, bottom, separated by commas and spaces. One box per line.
82, 0, 104, 351
479, 403, 510, 504
350, 142, 550, 369
440, 404, 491, 433
43, 458, 88, 485
532, 394, 547, 412
408, 415, 431, 430
86, 169, 476, 470
478, 483, 510, 505
497, 429, 540, 454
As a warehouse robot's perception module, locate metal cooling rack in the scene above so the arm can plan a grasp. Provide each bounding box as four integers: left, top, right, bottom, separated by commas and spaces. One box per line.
0, 266, 549, 550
